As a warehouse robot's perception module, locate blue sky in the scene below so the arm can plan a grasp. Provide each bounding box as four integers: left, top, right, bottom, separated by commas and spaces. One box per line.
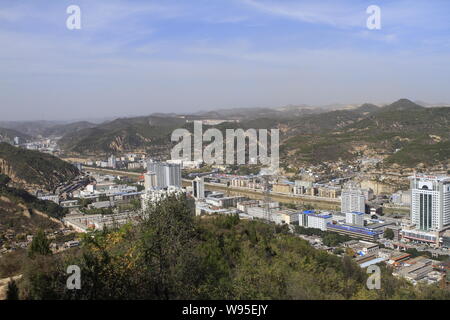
1, 0, 450, 120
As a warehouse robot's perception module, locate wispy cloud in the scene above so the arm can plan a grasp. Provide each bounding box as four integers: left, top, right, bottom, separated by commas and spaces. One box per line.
240, 0, 365, 28
1, 0, 450, 120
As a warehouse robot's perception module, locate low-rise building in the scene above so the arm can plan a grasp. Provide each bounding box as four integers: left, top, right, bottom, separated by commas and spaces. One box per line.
343, 240, 379, 256
38, 194, 60, 204
298, 210, 332, 231
327, 223, 382, 241
272, 183, 293, 194
345, 211, 365, 226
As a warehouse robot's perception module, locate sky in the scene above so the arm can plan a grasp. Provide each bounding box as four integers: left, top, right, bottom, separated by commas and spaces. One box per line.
1, 0, 450, 121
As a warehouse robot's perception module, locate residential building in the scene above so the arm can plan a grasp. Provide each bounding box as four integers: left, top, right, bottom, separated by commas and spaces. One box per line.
317, 185, 341, 199
272, 183, 293, 194
147, 161, 182, 188
341, 184, 366, 214
144, 172, 158, 191
192, 176, 205, 200
391, 190, 412, 206
108, 155, 117, 169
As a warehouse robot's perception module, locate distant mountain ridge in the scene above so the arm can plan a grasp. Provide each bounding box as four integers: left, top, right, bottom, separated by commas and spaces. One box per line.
0, 127, 31, 144
8, 98, 448, 168
55, 99, 450, 169
282, 99, 450, 167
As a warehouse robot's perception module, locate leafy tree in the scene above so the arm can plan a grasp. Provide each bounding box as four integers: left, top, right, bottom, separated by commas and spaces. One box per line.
384, 228, 395, 240
13, 195, 450, 300
79, 198, 93, 208
130, 198, 141, 210
29, 230, 52, 258
138, 194, 197, 299
0, 174, 11, 186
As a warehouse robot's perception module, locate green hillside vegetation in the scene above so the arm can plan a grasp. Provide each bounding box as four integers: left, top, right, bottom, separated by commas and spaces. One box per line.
10, 195, 450, 300
0, 174, 67, 220
0, 143, 79, 191
58, 99, 450, 168
385, 141, 450, 167
282, 100, 450, 167
59, 116, 187, 154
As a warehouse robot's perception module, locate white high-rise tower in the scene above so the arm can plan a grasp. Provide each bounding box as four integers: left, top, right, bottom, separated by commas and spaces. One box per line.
410, 175, 450, 231
192, 176, 205, 200
341, 183, 366, 214
147, 161, 182, 188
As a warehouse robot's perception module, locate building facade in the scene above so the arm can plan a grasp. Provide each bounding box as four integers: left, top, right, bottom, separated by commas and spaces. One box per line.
410, 175, 450, 231
345, 211, 365, 226
147, 161, 182, 188
192, 176, 205, 200
298, 210, 332, 231
144, 172, 158, 191
341, 185, 366, 214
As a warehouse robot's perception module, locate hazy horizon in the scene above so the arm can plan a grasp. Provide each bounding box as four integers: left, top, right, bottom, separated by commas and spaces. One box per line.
1, 98, 449, 123
2, 0, 450, 121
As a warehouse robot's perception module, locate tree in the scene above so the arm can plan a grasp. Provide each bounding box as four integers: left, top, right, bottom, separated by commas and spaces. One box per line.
130, 198, 141, 210
6, 279, 19, 300
138, 194, 197, 299
28, 230, 51, 258
384, 228, 395, 240
0, 174, 11, 186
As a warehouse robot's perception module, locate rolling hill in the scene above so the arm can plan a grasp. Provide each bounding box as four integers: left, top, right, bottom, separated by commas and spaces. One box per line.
0, 120, 64, 137
0, 128, 31, 144
41, 121, 96, 137
282, 99, 450, 167
0, 120, 96, 138
0, 143, 79, 192
57, 99, 450, 168
58, 116, 187, 154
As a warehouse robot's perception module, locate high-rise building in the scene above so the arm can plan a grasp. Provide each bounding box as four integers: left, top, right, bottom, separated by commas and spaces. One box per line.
192, 176, 205, 199
147, 161, 182, 188
144, 172, 158, 191
341, 184, 366, 214
410, 175, 450, 231
108, 155, 117, 169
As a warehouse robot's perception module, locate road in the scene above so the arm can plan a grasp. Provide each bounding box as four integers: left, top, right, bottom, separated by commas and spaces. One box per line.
83, 166, 142, 179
